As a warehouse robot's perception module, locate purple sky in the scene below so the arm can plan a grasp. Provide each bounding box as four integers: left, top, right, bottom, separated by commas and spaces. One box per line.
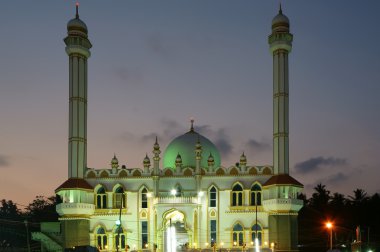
1, 1, 379, 207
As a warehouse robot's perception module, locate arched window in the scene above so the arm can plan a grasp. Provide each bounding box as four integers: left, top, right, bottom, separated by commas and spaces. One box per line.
251, 224, 262, 245
96, 227, 107, 250
96, 187, 107, 209
250, 184, 262, 206
141, 188, 148, 208
114, 226, 126, 250
209, 186, 217, 207
232, 223, 244, 246
231, 184, 243, 206
114, 187, 125, 209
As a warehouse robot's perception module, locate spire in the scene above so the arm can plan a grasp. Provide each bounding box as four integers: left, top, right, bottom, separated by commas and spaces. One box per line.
75, 2, 79, 19
190, 118, 195, 132
279, 2, 283, 14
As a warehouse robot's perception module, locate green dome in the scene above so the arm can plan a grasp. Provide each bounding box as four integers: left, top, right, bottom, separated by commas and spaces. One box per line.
163, 129, 221, 169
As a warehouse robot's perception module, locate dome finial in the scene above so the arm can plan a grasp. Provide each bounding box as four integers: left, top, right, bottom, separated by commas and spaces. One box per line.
75, 2, 79, 19
190, 117, 195, 132
279, 2, 282, 14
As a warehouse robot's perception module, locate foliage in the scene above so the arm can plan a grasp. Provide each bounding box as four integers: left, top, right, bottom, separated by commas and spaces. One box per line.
298, 185, 380, 251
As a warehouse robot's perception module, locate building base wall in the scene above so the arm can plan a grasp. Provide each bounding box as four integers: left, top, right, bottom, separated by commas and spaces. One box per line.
268, 214, 298, 252
61, 219, 90, 248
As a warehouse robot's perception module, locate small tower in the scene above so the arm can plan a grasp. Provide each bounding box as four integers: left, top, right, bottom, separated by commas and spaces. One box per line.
239, 152, 247, 172
175, 153, 182, 174
143, 153, 151, 174
207, 153, 215, 172
195, 136, 202, 175
152, 137, 161, 196
111, 154, 119, 174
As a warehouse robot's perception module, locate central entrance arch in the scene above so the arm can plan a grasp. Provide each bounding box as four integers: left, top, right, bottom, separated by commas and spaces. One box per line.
162, 209, 191, 252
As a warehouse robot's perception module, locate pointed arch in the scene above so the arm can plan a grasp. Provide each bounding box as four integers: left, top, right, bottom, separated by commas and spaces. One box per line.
95, 225, 108, 250
99, 170, 109, 178
230, 167, 239, 175
208, 185, 218, 208
250, 182, 262, 206
113, 184, 125, 209
133, 169, 142, 177
262, 167, 272, 175
251, 223, 263, 245
94, 184, 107, 209
231, 182, 244, 206
86, 170, 96, 178
249, 167, 258, 175
183, 168, 193, 176
119, 169, 128, 177
216, 168, 225, 175
163, 168, 173, 176
232, 222, 244, 246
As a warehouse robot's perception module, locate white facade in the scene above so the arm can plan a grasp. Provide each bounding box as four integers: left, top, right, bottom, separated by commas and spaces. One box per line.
34, 5, 304, 252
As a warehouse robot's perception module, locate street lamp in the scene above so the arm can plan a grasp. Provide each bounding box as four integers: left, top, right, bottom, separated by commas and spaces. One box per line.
326, 222, 333, 250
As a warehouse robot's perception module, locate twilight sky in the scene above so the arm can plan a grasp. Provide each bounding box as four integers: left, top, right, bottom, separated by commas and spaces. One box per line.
1, 1, 379, 207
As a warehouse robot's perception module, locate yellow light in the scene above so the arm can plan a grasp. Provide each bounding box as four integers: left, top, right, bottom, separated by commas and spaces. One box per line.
326, 222, 333, 229
220, 242, 224, 247
145, 244, 148, 248
271, 242, 275, 248
250, 241, 254, 245
147, 192, 152, 198
205, 242, 209, 247
264, 241, 268, 246
234, 241, 237, 246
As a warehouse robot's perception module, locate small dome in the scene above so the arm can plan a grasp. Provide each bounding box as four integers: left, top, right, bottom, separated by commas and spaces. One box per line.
163, 128, 221, 169
208, 153, 214, 162
67, 4, 88, 35
68, 18, 88, 34
143, 154, 150, 166
271, 7, 290, 32
111, 155, 119, 165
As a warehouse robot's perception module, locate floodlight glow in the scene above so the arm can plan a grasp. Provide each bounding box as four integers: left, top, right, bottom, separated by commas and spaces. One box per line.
147, 192, 152, 198
171, 189, 177, 196
115, 219, 121, 225
198, 191, 204, 197
255, 238, 260, 252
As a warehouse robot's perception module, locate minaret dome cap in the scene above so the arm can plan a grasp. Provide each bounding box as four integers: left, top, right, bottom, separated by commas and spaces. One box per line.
67, 3, 88, 35
271, 7, 290, 32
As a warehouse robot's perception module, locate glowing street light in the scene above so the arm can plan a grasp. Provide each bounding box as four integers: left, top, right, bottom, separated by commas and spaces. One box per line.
326, 222, 333, 250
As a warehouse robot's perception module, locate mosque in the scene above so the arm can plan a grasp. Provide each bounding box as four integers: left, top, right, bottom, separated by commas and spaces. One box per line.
32, 4, 303, 252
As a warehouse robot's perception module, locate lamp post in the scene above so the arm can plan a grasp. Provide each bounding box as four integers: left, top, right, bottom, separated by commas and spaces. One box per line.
326, 222, 333, 251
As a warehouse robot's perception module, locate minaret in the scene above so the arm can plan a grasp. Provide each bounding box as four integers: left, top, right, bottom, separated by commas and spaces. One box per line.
55, 5, 94, 250
264, 7, 303, 252
65, 3, 92, 178
269, 5, 292, 175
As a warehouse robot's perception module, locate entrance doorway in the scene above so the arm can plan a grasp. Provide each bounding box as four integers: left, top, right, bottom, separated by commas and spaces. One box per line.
163, 210, 189, 252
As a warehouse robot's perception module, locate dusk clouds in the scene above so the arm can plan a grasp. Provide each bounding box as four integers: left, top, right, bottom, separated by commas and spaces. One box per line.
295, 156, 347, 174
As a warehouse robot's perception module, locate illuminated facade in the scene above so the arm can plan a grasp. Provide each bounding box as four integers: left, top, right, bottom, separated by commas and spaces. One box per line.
33, 5, 303, 252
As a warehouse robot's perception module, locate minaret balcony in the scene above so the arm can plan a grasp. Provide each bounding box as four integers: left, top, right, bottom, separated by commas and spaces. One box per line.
56, 202, 95, 216
262, 198, 303, 213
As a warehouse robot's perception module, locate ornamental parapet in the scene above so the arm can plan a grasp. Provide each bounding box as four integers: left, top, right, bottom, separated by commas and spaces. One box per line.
262, 198, 303, 213
153, 196, 198, 205
56, 202, 95, 216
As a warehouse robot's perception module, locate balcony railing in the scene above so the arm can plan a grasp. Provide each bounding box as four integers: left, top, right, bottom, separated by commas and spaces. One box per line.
262, 198, 303, 212
153, 196, 198, 204
56, 202, 95, 216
